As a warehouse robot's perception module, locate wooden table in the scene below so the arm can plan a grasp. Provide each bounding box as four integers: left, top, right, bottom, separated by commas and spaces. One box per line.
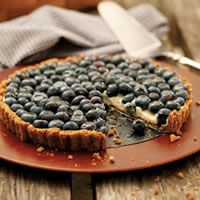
1, 0, 200, 199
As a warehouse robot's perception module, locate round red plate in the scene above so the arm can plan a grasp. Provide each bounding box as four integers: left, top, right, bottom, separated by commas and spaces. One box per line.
0, 62, 200, 173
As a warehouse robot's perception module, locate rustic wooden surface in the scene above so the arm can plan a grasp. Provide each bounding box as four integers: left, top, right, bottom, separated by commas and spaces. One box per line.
0, 0, 200, 200
95, 0, 200, 200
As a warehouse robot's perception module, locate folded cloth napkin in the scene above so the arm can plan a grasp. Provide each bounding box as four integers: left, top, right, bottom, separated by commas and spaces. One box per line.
0, 4, 168, 68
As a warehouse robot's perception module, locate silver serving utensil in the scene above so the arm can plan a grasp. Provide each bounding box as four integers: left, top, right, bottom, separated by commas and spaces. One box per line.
98, 1, 200, 71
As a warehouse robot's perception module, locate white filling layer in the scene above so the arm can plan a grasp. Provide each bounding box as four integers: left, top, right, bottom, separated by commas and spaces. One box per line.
103, 94, 157, 125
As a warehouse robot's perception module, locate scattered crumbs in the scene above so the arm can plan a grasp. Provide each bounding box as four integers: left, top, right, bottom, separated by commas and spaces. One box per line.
195, 100, 200, 106
91, 162, 96, 166
50, 152, 55, 156
68, 154, 73, 160
184, 191, 196, 200
135, 187, 140, 191
170, 134, 181, 142
74, 164, 78, 168
145, 160, 150, 164
194, 137, 198, 142
36, 146, 45, 153
93, 152, 102, 160
131, 191, 136, 196
109, 155, 115, 163
154, 176, 161, 182
113, 137, 121, 144
177, 171, 185, 178
130, 157, 135, 161
110, 115, 117, 120
46, 152, 49, 155
153, 188, 160, 195
108, 127, 116, 136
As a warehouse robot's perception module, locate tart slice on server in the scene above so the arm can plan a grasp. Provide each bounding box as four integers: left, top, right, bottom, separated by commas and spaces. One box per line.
0, 55, 192, 151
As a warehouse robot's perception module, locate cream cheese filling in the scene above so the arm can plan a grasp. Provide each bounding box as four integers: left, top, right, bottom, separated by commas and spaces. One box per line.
103, 93, 157, 125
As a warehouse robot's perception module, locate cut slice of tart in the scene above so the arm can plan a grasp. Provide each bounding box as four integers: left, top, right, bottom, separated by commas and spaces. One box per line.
0, 54, 192, 151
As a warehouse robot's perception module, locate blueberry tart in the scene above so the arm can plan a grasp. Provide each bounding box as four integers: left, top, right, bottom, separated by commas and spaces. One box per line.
0, 55, 192, 151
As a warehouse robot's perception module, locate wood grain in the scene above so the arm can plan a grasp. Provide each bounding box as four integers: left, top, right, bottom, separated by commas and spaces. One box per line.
0, 160, 71, 200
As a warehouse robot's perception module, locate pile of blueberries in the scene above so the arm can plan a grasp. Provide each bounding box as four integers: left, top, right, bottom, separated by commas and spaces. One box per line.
4, 54, 189, 135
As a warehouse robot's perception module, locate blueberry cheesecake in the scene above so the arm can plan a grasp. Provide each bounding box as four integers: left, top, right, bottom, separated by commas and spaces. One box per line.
0, 55, 192, 151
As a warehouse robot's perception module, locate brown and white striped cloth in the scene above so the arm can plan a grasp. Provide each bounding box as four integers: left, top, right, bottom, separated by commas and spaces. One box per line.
0, 3, 168, 69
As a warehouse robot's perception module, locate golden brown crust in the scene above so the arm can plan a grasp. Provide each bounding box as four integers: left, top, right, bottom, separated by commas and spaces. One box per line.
0, 56, 106, 152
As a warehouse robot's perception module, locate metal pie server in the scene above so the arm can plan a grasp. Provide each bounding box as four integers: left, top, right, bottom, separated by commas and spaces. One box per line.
98, 1, 200, 71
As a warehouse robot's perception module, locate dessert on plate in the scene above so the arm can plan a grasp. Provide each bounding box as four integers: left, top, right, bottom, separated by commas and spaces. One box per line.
0, 54, 192, 151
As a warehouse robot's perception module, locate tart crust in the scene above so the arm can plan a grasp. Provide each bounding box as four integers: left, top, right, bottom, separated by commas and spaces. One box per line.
0, 56, 192, 151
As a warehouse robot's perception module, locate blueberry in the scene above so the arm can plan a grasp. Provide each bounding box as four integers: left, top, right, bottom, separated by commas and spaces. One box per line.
18, 97, 29, 105
41, 79, 53, 86
166, 101, 181, 110
95, 118, 106, 128
11, 104, 23, 112
71, 105, 80, 111
63, 121, 79, 130
90, 96, 102, 104
45, 101, 59, 112
168, 77, 181, 87
94, 82, 106, 92
18, 93, 32, 99
148, 101, 164, 113
143, 79, 156, 88
148, 86, 161, 94
154, 68, 165, 76
64, 77, 79, 86
30, 106, 43, 115
118, 62, 128, 70
47, 86, 60, 96
135, 95, 151, 110
43, 70, 56, 77
53, 81, 67, 89
71, 95, 85, 105
106, 84, 118, 97
48, 119, 64, 129
111, 54, 124, 65
174, 97, 185, 106
4, 97, 17, 106
24, 102, 36, 111
55, 112, 69, 122
31, 92, 47, 103
6, 86, 18, 93
86, 109, 99, 120
125, 102, 136, 115
173, 83, 186, 92
122, 93, 135, 104
95, 103, 105, 110
157, 108, 171, 125
50, 75, 62, 82
33, 120, 48, 128
78, 74, 89, 82
105, 76, 116, 85
160, 90, 174, 103
49, 96, 61, 101
138, 69, 149, 76
85, 83, 96, 92
55, 66, 69, 75
38, 99, 49, 107
89, 90, 102, 98
133, 85, 147, 96
5, 92, 16, 98
163, 71, 176, 80
10, 77, 21, 84
106, 63, 116, 70
39, 111, 54, 121
132, 119, 145, 135
158, 83, 170, 91
34, 75, 47, 83
175, 90, 189, 100
16, 109, 27, 117
22, 86, 34, 94
79, 60, 91, 68
128, 71, 137, 79
21, 113, 37, 123
99, 126, 108, 134
81, 122, 96, 130
57, 105, 73, 115
60, 86, 71, 93
61, 90, 76, 101
73, 110, 84, 116
129, 63, 142, 70
28, 68, 40, 77
82, 103, 96, 113
97, 108, 106, 119
71, 114, 86, 125
74, 87, 88, 96
119, 83, 134, 95
80, 99, 90, 108
146, 64, 156, 72
149, 92, 160, 100
21, 79, 37, 87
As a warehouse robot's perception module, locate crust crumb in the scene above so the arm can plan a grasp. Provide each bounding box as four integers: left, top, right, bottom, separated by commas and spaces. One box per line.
92, 152, 102, 160
91, 162, 96, 166
195, 100, 200, 106
170, 134, 181, 142
109, 156, 115, 163
130, 157, 135, 161
74, 164, 78, 168
113, 137, 121, 144
145, 160, 150, 164
50, 152, 55, 156
110, 115, 117, 120
153, 189, 160, 195
177, 171, 184, 178
108, 127, 117, 136
131, 191, 136, 196
184, 191, 196, 200
68, 155, 73, 160
154, 176, 161, 182
194, 137, 198, 142
36, 146, 45, 153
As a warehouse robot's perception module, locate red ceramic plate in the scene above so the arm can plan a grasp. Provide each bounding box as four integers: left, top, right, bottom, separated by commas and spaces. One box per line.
0, 62, 200, 173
